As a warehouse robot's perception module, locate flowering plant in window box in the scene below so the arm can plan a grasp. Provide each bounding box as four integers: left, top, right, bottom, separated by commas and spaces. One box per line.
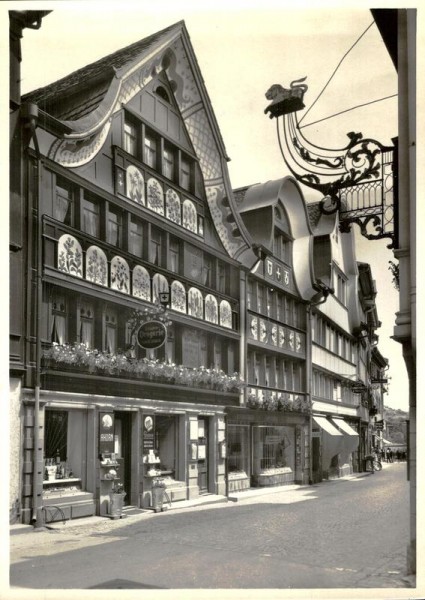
43, 343, 244, 393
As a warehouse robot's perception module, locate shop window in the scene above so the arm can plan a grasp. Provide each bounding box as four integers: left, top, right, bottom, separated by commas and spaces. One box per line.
124, 120, 138, 157
81, 196, 100, 238
50, 292, 67, 344
149, 227, 163, 266
104, 307, 117, 354
129, 218, 143, 258
228, 425, 250, 475
79, 300, 94, 348
45, 409, 68, 462
253, 426, 295, 473
155, 415, 177, 475
54, 175, 73, 225
107, 207, 122, 247
163, 144, 175, 180
144, 132, 158, 169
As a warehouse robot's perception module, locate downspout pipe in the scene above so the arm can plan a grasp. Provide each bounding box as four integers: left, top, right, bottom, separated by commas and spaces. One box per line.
23, 103, 43, 526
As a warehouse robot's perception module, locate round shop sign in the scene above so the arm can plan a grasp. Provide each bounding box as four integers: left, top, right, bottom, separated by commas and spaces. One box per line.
136, 320, 167, 350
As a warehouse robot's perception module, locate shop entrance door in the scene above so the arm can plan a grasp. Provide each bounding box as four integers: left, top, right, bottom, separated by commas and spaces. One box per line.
312, 436, 322, 483
197, 417, 209, 494
114, 412, 132, 505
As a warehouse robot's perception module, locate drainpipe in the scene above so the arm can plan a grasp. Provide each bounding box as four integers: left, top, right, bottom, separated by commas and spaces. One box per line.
306, 304, 313, 485
23, 102, 43, 526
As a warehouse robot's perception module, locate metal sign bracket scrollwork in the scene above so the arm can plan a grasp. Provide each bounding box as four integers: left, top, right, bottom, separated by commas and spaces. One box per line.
264, 79, 396, 248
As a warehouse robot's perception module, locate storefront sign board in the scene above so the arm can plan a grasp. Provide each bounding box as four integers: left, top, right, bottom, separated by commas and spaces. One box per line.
137, 320, 167, 350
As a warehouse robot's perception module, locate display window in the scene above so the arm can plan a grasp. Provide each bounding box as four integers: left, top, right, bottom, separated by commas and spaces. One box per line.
253, 425, 295, 475
227, 425, 250, 476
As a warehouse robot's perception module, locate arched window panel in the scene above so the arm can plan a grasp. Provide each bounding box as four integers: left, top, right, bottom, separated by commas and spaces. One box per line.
85, 245, 108, 286
152, 273, 169, 305
126, 165, 145, 205
110, 256, 130, 294
171, 280, 186, 313
165, 189, 181, 225
57, 234, 83, 278
205, 294, 218, 324
182, 199, 197, 233
219, 300, 232, 329
132, 265, 151, 301
147, 177, 164, 215
188, 287, 203, 319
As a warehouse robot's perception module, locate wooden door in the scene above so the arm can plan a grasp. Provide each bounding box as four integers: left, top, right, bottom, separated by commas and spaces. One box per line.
197, 418, 209, 494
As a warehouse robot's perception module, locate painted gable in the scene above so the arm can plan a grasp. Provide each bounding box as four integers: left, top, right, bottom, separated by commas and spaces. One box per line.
28, 22, 257, 267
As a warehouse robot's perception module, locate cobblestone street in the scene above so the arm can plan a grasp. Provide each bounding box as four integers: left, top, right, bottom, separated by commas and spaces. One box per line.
7, 462, 417, 596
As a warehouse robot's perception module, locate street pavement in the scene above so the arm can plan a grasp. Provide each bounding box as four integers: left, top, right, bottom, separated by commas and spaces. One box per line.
7, 461, 418, 596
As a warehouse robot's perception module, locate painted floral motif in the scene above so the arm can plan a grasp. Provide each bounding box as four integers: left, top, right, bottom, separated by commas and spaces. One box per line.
85, 246, 108, 286
188, 287, 203, 319
250, 316, 258, 339
126, 165, 145, 205
57, 234, 83, 278
205, 294, 218, 324
171, 281, 187, 313
166, 189, 181, 224
110, 256, 130, 294
288, 331, 295, 350
152, 273, 169, 304
296, 332, 301, 352
219, 300, 232, 329
259, 319, 268, 342
147, 178, 164, 215
278, 326, 285, 348
182, 199, 197, 233
271, 324, 278, 346
132, 265, 151, 300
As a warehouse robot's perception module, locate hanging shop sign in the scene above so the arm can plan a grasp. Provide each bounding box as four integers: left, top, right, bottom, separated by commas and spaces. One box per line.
99, 411, 115, 456
137, 320, 167, 350
142, 414, 155, 453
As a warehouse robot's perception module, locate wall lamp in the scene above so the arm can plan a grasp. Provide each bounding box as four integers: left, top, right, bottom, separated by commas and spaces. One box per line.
310, 279, 335, 306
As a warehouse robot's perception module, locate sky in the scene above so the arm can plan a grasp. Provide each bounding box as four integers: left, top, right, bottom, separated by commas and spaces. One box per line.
3, 0, 420, 411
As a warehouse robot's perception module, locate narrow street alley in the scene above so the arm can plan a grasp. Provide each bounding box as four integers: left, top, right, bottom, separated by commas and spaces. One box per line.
9, 462, 414, 592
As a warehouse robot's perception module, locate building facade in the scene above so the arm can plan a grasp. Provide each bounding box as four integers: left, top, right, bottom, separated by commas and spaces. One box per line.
10, 15, 384, 525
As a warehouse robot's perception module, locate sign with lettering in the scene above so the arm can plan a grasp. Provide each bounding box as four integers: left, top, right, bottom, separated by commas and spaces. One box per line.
99, 411, 115, 456
137, 320, 167, 350
142, 414, 155, 453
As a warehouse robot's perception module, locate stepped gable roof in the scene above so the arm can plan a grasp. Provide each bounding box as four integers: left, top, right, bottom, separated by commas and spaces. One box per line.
23, 21, 183, 120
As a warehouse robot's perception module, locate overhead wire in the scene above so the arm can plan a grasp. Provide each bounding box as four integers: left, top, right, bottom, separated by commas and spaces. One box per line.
298, 20, 376, 128
300, 94, 398, 129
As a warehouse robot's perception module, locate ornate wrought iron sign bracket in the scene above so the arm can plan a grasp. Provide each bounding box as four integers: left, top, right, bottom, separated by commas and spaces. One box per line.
264, 79, 395, 248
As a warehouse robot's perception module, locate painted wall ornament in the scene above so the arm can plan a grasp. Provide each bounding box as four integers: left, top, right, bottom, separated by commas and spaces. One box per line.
219, 300, 232, 329
57, 234, 83, 278
132, 265, 151, 300
188, 287, 203, 319
204, 294, 218, 324
147, 178, 164, 215
86, 245, 108, 286
126, 165, 145, 204
110, 256, 130, 293
171, 280, 187, 313
166, 189, 182, 224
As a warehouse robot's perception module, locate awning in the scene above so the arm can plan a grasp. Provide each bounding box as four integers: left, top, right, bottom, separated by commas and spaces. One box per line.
331, 418, 359, 436
313, 416, 344, 472
313, 416, 343, 436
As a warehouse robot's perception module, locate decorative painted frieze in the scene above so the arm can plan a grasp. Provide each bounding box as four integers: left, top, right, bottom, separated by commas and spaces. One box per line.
57, 234, 83, 278
85, 245, 108, 286
132, 265, 151, 300
126, 165, 145, 205
110, 256, 130, 294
